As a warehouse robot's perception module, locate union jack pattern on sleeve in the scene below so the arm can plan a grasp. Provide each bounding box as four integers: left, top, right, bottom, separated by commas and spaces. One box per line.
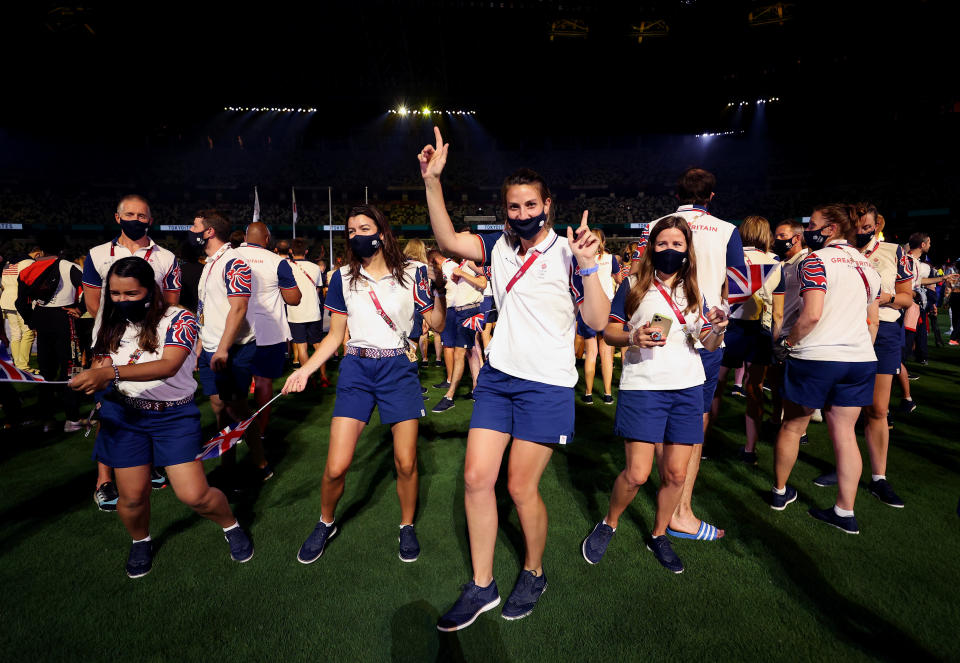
224, 258, 252, 297
798, 255, 828, 293
164, 310, 199, 350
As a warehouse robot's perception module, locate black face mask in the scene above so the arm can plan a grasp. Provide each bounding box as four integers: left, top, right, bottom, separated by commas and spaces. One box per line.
855, 232, 875, 248
508, 211, 547, 240
803, 228, 829, 251
114, 295, 151, 323
349, 233, 382, 259
772, 236, 796, 259
188, 229, 209, 247
652, 248, 687, 275
120, 220, 149, 241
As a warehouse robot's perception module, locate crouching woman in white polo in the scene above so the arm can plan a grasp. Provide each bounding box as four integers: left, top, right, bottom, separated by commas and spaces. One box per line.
580, 216, 728, 574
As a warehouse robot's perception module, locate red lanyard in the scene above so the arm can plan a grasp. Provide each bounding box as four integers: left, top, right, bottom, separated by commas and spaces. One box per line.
367, 288, 400, 334
111, 243, 155, 262
504, 250, 541, 293
200, 247, 228, 303
653, 281, 687, 325
836, 246, 873, 303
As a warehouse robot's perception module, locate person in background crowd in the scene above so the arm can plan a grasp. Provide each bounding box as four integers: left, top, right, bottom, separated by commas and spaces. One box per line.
578, 229, 621, 405
287, 238, 328, 385
645, 167, 746, 542
275, 238, 291, 258
69, 256, 253, 578
770, 204, 881, 534
229, 230, 244, 249
236, 222, 301, 480
82, 194, 182, 510
770, 219, 808, 442
1, 246, 39, 372
403, 239, 433, 363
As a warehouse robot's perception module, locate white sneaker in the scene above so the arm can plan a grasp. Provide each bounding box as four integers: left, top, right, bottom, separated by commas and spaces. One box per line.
64, 420, 84, 433
810, 409, 823, 423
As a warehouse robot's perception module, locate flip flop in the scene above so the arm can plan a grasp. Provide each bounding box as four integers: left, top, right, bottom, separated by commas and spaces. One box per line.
666, 521, 724, 541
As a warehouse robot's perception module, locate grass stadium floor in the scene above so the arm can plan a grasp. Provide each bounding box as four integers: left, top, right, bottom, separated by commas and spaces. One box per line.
1, 333, 958, 662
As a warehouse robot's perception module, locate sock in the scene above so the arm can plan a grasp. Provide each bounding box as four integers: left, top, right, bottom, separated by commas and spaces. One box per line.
602, 518, 616, 532
834, 505, 854, 518
872, 474, 886, 482
222, 521, 239, 533
399, 523, 414, 529
320, 517, 334, 527
772, 485, 786, 495
133, 535, 151, 543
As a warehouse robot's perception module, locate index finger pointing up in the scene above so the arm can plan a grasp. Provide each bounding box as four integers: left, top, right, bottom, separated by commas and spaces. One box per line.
580, 210, 589, 228
434, 125, 444, 149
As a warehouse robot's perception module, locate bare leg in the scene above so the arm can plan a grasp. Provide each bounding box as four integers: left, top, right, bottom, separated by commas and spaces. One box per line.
774, 399, 814, 489
825, 405, 863, 511
463, 428, 512, 586
320, 417, 366, 522
864, 373, 892, 476
444, 347, 466, 400
583, 337, 598, 396
507, 439, 555, 574
96, 461, 113, 488
604, 441, 654, 528
599, 336, 614, 396
710, 365, 731, 423
468, 344, 482, 391
743, 363, 767, 453
166, 460, 236, 527
653, 444, 694, 536
897, 363, 912, 400
433, 333, 443, 365
114, 465, 152, 540
443, 347, 455, 383
391, 419, 419, 524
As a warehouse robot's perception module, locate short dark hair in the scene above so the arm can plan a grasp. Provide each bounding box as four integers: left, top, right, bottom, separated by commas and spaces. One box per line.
196, 209, 232, 242
775, 219, 804, 236
291, 238, 308, 256
676, 168, 716, 206
908, 232, 930, 250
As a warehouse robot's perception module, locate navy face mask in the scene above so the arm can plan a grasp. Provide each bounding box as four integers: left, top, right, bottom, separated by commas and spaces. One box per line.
349, 233, 382, 259
115, 295, 151, 323
854, 232, 875, 248
652, 248, 687, 275
772, 236, 796, 258
508, 211, 547, 240
803, 228, 829, 251
120, 220, 149, 241
188, 229, 208, 247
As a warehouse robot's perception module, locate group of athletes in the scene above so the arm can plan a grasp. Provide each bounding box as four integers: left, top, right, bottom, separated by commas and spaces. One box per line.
59, 126, 957, 632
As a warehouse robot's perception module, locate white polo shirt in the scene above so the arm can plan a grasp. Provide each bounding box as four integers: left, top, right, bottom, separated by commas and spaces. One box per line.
286, 259, 324, 323
451, 259, 484, 307
596, 252, 620, 301
792, 241, 881, 363
110, 308, 199, 401
440, 259, 458, 307
610, 276, 712, 390
647, 205, 743, 309
324, 261, 434, 350
861, 238, 912, 323
477, 230, 585, 388
779, 248, 809, 338
198, 244, 254, 352
235, 243, 298, 346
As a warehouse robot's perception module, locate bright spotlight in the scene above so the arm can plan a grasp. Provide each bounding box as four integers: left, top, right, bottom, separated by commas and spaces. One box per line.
422, 107, 431, 116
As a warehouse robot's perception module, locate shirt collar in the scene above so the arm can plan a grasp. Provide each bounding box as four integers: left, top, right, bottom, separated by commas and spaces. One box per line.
112, 236, 156, 251
677, 204, 709, 214
513, 230, 559, 256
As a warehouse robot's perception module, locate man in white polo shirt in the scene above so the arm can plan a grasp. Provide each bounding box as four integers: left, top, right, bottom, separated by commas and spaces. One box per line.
82, 194, 182, 509
645, 167, 745, 541
236, 223, 301, 474
286, 238, 328, 384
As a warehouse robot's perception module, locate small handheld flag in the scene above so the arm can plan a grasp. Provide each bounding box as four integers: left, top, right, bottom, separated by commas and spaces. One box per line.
253, 186, 261, 223
196, 393, 282, 461
726, 263, 776, 312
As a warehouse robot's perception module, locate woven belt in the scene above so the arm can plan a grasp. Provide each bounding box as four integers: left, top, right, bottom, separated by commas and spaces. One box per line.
346, 346, 406, 359
118, 394, 194, 412
455, 303, 482, 312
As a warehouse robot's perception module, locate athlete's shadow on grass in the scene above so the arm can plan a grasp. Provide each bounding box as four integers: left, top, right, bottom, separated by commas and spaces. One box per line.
390, 599, 511, 663
0, 469, 90, 555
703, 475, 937, 659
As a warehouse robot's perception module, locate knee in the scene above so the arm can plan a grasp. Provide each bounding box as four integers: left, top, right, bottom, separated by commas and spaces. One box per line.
324, 462, 350, 483
623, 467, 650, 488
507, 476, 539, 506
661, 466, 687, 488
867, 403, 888, 420
463, 465, 496, 495
120, 487, 151, 511
175, 485, 211, 510
394, 455, 417, 479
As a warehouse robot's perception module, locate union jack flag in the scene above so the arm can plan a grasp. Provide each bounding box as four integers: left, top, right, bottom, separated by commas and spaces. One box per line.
461, 313, 485, 331
727, 263, 778, 311
195, 392, 282, 460
0, 343, 47, 382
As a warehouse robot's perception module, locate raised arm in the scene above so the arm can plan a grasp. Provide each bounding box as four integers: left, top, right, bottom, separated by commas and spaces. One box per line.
419, 126, 484, 261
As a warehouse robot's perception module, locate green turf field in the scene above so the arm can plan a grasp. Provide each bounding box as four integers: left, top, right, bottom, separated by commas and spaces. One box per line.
2, 336, 959, 662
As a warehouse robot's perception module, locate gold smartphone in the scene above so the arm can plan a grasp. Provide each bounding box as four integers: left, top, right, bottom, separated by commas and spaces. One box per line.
650, 313, 673, 339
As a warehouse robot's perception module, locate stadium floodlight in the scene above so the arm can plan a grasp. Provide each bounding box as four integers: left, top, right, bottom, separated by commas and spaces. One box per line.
422, 107, 431, 115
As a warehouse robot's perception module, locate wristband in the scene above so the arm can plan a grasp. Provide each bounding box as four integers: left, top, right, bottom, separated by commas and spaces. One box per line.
112, 365, 121, 387
711, 326, 726, 336
579, 264, 599, 276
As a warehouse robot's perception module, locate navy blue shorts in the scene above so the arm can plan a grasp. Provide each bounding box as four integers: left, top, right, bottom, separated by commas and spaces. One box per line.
470, 364, 574, 444
721, 319, 773, 368
332, 353, 426, 424
290, 320, 324, 344
874, 320, 903, 375
783, 358, 877, 409
440, 307, 458, 347
442, 305, 479, 349
481, 295, 495, 316
699, 347, 723, 414
409, 310, 423, 342
614, 387, 704, 445
93, 397, 202, 468
253, 342, 286, 379
577, 311, 602, 339
198, 342, 255, 400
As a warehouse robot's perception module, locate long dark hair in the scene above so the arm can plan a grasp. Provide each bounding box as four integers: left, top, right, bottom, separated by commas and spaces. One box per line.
344, 205, 409, 289
92, 257, 167, 356
626, 216, 702, 318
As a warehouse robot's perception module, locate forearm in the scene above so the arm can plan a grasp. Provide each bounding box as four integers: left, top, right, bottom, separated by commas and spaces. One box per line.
603, 321, 630, 347
114, 357, 185, 381
424, 178, 482, 260
84, 288, 101, 318
217, 302, 248, 353
787, 313, 819, 345
300, 325, 344, 375
163, 290, 180, 307
459, 272, 487, 290
700, 328, 724, 352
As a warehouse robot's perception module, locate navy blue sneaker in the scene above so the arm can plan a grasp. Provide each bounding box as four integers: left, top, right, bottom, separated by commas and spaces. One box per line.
437, 580, 501, 632
94, 481, 119, 512
433, 380, 451, 390
582, 521, 615, 565
580, 393, 594, 404
126, 540, 153, 578
770, 485, 798, 511
813, 471, 838, 487
431, 397, 455, 413
647, 535, 684, 574
297, 520, 338, 564
150, 468, 167, 490
601, 394, 614, 405
809, 507, 860, 534
225, 527, 254, 563
799, 433, 809, 445
868, 479, 905, 508
501, 570, 547, 620
398, 525, 420, 562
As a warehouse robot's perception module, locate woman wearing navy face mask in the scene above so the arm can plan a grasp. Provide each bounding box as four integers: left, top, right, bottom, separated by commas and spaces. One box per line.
283, 206, 446, 565
769, 204, 881, 534
69, 257, 253, 578
580, 216, 728, 574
